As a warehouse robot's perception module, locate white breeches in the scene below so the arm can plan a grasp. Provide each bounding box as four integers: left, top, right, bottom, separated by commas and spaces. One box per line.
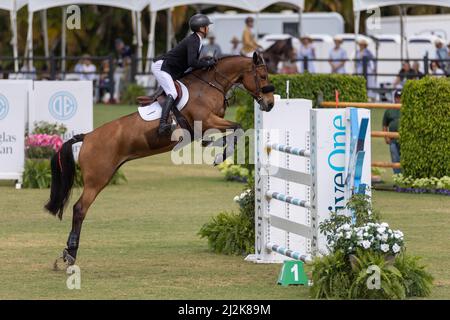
151, 60, 178, 99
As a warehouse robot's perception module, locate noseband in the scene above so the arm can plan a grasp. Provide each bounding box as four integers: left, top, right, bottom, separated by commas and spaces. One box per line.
251, 63, 275, 103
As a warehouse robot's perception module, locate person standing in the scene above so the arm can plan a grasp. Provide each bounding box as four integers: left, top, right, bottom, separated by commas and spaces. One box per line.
434, 38, 448, 73
355, 38, 376, 100
382, 89, 402, 175
328, 35, 347, 74
200, 33, 222, 59
230, 37, 241, 55
297, 35, 316, 73
241, 17, 260, 57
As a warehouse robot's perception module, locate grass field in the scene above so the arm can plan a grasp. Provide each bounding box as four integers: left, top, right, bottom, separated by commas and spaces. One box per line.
0, 104, 449, 299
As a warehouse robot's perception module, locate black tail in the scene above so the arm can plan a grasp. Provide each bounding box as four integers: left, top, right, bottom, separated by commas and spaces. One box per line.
45, 134, 85, 220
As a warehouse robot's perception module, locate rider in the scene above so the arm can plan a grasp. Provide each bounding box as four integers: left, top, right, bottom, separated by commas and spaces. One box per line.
152, 14, 217, 136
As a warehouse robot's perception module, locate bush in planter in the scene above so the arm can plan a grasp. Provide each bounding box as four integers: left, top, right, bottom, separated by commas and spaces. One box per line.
198, 179, 255, 255
23, 159, 127, 189
310, 194, 433, 299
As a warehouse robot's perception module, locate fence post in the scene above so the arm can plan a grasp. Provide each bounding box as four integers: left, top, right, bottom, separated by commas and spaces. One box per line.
423, 53, 429, 76
303, 56, 308, 72
108, 55, 115, 103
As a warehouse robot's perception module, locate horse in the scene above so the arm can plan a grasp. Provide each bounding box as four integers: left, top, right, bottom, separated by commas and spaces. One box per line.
45, 52, 275, 267
262, 38, 295, 74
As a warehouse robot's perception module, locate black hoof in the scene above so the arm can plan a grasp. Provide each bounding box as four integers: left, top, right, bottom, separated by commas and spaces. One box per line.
63, 249, 76, 266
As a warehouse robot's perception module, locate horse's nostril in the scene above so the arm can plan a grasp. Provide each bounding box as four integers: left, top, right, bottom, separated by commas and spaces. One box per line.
268, 103, 274, 109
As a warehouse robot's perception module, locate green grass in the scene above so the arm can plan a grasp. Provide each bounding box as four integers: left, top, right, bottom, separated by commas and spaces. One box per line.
0, 104, 449, 299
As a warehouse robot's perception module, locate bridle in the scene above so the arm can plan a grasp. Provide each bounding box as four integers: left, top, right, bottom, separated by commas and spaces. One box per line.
192, 56, 275, 105
251, 62, 275, 104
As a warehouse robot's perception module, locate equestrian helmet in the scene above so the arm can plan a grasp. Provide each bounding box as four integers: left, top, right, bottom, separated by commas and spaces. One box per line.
189, 14, 213, 32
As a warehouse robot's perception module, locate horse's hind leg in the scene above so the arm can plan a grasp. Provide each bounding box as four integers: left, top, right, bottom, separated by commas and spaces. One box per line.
57, 160, 120, 268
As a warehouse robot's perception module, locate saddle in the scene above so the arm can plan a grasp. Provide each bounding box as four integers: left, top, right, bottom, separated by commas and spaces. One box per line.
137, 81, 183, 107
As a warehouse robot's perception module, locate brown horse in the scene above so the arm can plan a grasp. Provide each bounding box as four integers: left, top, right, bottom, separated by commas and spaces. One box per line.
45, 52, 275, 267
262, 38, 295, 74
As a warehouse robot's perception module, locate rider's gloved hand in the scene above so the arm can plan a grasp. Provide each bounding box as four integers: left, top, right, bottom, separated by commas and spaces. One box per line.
199, 56, 217, 69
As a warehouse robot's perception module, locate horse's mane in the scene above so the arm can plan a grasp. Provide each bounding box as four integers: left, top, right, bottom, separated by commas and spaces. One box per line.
217, 54, 248, 61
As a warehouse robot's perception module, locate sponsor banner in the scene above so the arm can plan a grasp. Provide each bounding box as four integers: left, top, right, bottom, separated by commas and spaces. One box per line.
0, 81, 29, 183
30, 81, 93, 159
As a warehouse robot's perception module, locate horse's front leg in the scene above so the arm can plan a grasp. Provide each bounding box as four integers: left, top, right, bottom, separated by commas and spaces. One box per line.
203, 115, 244, 166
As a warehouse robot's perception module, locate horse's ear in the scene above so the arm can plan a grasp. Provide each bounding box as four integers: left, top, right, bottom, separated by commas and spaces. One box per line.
253, 52, 259, 64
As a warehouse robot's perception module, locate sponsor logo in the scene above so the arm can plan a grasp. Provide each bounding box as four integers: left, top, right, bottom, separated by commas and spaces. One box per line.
0, 94, 9, 120
49, 91, 78, 120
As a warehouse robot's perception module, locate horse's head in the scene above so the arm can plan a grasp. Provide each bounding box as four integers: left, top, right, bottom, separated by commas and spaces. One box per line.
242, 52, 275, 112
262, 38, 294, 74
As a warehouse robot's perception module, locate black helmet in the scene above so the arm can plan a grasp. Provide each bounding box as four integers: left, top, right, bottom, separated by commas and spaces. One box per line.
189, 14, 213, 32
394, 89, 402, 98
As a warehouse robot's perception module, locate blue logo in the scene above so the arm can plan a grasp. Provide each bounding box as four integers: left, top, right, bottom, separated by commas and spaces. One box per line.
0, 94, 9, 120
48, 91, 78, 120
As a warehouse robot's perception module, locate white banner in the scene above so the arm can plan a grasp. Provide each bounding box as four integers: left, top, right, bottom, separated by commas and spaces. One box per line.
29, 81, 93, 159
0, 81, 30, 184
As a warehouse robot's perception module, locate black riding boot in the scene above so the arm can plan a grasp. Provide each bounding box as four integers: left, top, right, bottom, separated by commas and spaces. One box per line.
158, 95, 175, 136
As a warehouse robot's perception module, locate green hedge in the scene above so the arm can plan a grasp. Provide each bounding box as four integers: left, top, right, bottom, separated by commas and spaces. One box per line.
401, 77, 450, 178
236, 74, 367, 131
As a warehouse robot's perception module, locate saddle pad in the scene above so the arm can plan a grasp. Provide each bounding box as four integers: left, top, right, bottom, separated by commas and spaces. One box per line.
138, 80, 189, 122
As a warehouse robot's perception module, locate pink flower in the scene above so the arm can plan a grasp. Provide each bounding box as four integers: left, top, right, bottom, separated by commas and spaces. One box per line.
26, 134, 63, 151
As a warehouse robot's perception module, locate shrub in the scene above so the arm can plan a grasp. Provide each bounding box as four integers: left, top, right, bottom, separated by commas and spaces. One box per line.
199, 179, 255, 255
23, 159, 127, 189
310, 194, 433, 299
122, 84, 147, 105
23, 159, 52, 189
401, 77, 450, 178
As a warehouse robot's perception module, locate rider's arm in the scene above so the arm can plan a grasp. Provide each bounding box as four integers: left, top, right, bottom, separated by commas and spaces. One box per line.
187, 39, 215, 69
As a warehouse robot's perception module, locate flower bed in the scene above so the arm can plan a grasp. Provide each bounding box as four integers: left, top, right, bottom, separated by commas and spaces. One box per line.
393, 174, 450, 196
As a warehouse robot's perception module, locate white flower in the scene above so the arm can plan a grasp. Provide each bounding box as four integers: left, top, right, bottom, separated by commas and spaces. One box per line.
381, 222, 389, 228
361, 240, 371, 249
392, 243, 401, 253
381, 234, 389, 242
342, 223, 351, 231
364, 232, 369, 237
377, 227, 386, 234
233, 196, 240, 202
380, 244, 390, 252
345, 232, 352, 239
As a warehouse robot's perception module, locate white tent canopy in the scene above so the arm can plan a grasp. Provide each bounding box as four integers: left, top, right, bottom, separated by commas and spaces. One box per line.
28, 0, 149, 12
0, 0, 27, 10
0, 0, 28, 72
26, 0, 150, 73
353, 0, 450, 12
149, 0, 304, 12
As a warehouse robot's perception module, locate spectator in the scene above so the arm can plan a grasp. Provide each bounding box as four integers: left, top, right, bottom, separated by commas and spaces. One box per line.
430, 60, 445, 76
411, 61, 423, 79
114, 38, 133, 103
355, 38, 376, 100
382, 89, 402, 175
230, 37, 241, 56
393, 60, 416, 88
115, 38, 132, 68
446, 43, 450, 75
200, 33, 222, 59
79, 55, 97, 81
99, 59, 112, 103
328, 35, 347, 74
241, 17, 261, 57
434, 38, 448, 72
297, 35, 316, 73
